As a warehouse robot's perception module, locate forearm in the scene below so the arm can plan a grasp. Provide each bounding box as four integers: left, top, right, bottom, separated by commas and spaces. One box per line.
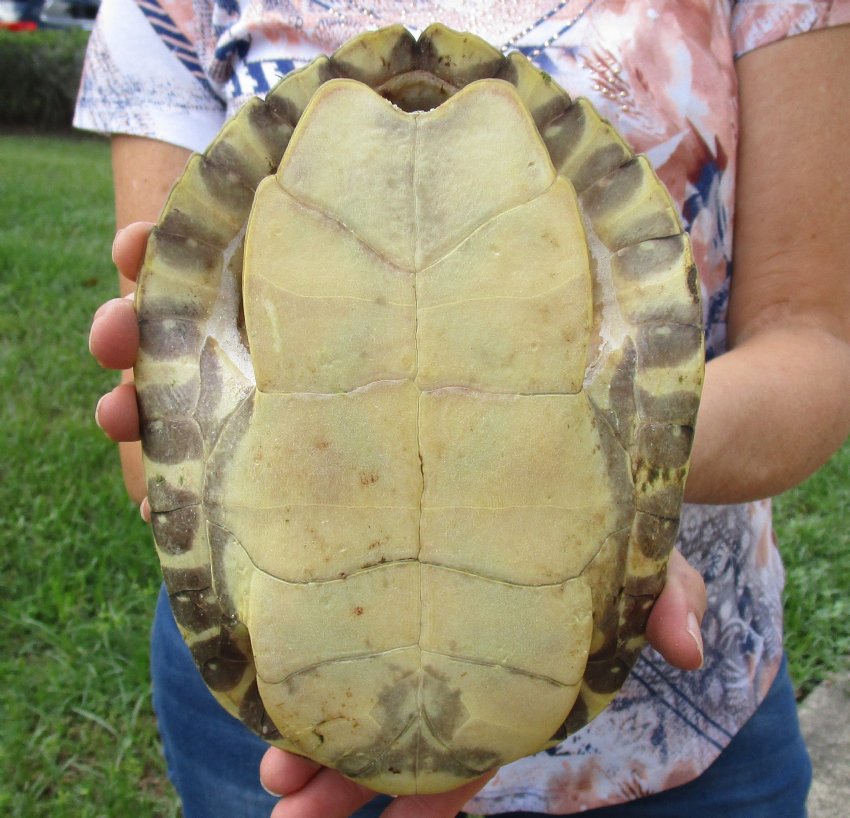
685, 324, 850, 504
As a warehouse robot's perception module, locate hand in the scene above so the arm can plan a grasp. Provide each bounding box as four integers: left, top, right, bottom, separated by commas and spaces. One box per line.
259, 753, 496, 818
91, 223, 707, 816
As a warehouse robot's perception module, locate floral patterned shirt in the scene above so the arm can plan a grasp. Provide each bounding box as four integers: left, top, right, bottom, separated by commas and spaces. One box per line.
75, 1, 850, 812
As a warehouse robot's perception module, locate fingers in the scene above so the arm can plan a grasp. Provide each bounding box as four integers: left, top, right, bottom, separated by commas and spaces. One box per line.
260, 748, 495, 818
382, 771, 496, 818
89, 296, 139, 370
94, 382, 140, 442
646, 549, 707, 671
90, 221, 152, 370
112, 221, 153, 284
262, 749, 376, 818
260, 749, 323, 797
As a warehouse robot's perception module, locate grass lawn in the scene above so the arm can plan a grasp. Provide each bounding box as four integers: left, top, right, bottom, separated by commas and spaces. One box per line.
0, 132, 847, 817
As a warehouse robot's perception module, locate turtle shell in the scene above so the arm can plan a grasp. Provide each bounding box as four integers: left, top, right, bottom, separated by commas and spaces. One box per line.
134, 23, 703, 796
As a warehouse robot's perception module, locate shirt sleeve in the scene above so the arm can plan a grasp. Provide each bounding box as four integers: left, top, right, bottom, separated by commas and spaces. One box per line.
731, 0, 850, 58
73, 0, 227, 153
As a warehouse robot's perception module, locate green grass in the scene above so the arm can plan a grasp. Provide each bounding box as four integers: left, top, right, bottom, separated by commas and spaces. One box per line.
0, 132, 846, 816
775, 444, 850, 696
0, 133, 179, 817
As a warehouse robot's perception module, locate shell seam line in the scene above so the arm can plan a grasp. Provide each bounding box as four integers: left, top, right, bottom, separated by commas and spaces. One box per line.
150, 501, 200, 514
220, 501, 418, 510
250, 273, 578, 307
257, 645, 579, 689
412, 111, 425, 790
276, 181, 408, 272
574, 523, 633, 577
251, 274, 414, 305
205, 520, 417, 585
203, 523, 615, 589
418, 176, 557, 272
258, 643, 420, 686
422, 649, 579, 688
254, 386, 583, 397
421, 709, 490, 777
340, 717, 419, 778
274, 173, 559, 278
418, 279, 572, 310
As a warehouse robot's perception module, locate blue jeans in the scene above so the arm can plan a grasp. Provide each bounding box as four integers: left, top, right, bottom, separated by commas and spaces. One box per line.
151, 585, 811, 818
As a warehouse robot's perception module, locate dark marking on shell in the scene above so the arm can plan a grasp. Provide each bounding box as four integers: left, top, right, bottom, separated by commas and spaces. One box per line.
636, 323, 703, 369
495, 54, 571, 128
162, 565, 212, 594
632, 422, 694, 473
415, 26, 504, 88
636, 482, 686, 519
188, 619, 253, 692
151, 506, 201, 555
168, 585, 219, 634
617, 639, 646, 666
421, 665, 470, 742
555, 691, 589, 738
207, 521, 247, 623
197, 154, 257, 214
331, 25, 417, 87
243, 99, 295, 164
207, 100, 292, 189
148, 225, 223, 278
588, 338, 637, 447
139, 317, 203, 361
159, 208, 230, 252
542, 101, 630, 192
350, 720, 500, 783
588, 402, 635, 532
582, 527, 629, 662
623, 570, 665, 597
635, 386, 701, 426
580, 158, 680, 250
195, 339, 224, 445
632, 423, 692, 517
195, 338, 253, 452
147, 477, 199, 513
618, 595, 655, 644
137, 378, 201, 425
611, 237, 701, 325
632, 511, 680, 561
239, 680, 283, 741
203, 393, 256, 516
612, 234, 686, 281
142, 417, 203, 464
377, 71, 457, 111
686, 261, 700, 300
582, 657, 630, 695
370, 669, 418, 736
264, 57, 340, 125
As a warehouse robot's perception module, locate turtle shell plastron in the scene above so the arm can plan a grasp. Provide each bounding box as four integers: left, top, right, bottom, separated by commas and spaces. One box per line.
134, 23, 703, 796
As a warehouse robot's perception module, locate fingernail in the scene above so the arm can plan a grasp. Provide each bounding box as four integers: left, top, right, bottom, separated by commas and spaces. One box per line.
260, 781, 284, 798
111, 227, 126, 263
686, 611, 705, 668
94, 395, 105, 429
88, 318, 98, 355
140, 497, 152, 524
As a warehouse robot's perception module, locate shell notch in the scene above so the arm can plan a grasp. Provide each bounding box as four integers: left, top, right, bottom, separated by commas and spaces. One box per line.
134, 22, 704, 796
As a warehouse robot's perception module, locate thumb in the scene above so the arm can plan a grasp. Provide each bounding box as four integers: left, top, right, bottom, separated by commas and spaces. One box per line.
645, 549, 707, 671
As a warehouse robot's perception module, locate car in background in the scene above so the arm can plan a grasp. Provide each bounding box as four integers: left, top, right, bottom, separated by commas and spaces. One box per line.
40, 0, 99, 30
0, 0, 98, 30
0, 0, 43, 30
